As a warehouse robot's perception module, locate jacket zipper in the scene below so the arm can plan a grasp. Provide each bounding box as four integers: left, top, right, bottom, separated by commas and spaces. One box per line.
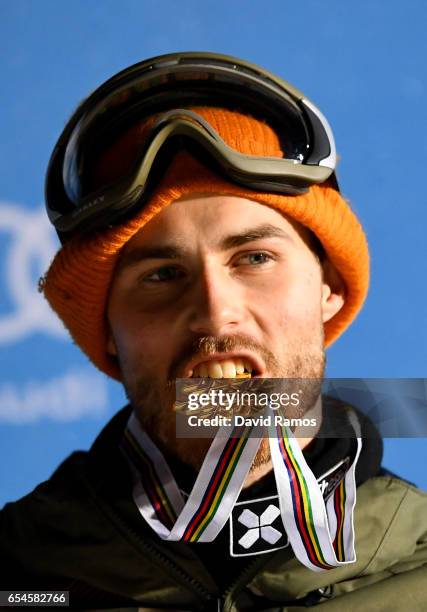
93, 482, 276, 612
81, 470, 215, 609
83, 463, 290, 611
219, 554, 270, 612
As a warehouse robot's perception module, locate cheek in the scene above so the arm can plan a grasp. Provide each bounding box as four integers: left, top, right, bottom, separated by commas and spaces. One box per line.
253, 269, 323, 336
108, 291, 173, 368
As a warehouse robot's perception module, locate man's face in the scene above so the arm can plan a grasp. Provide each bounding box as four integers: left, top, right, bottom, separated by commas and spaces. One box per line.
107, 195, 344, 467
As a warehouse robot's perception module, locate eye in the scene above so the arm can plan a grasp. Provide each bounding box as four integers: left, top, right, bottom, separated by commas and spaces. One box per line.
237, 252, 274, 265
143, 265, 184, 282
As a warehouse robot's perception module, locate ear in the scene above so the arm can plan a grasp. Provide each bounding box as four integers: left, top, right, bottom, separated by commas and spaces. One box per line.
320, 259, 346, 323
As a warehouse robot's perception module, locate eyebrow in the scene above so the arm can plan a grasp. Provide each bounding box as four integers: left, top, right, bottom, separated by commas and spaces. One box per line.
118, 223, 293, 270
219, 223, 293, 250
117, 245, 190, 271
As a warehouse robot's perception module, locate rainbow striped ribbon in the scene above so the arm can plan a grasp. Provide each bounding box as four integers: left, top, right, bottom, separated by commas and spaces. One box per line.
121, 408, 361, 570
121, 412, 262, 542
269, 409, 362, 572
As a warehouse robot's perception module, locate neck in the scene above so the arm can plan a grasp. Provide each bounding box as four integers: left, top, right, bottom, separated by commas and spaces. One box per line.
242, 395, 323, 489
241, 436, 317, 488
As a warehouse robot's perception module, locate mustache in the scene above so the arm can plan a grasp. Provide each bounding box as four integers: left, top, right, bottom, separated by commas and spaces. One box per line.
168, 334, 280, 380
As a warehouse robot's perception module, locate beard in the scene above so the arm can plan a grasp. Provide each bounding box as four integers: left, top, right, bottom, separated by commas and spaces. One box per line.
118, 323, 326, 474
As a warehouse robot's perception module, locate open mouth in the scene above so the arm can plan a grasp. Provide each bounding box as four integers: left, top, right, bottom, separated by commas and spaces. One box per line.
191, 357, 257, 379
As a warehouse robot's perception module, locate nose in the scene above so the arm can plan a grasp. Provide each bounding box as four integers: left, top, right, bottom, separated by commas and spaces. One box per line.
185, 262, 247, 336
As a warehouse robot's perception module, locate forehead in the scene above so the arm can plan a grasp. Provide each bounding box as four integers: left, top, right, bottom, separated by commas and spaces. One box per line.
120, 194, 310, 254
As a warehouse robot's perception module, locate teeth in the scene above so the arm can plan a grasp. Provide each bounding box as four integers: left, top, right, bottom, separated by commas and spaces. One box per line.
208, 362, 223, 378
192, 358, 253, 378
235, 359, 245, 374
221, 360, 237, 378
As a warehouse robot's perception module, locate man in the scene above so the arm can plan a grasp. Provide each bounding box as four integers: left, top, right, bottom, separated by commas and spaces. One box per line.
1, 52, 427, 610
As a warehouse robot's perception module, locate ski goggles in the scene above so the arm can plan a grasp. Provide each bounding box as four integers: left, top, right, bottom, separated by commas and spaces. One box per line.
45, 52, 338, 242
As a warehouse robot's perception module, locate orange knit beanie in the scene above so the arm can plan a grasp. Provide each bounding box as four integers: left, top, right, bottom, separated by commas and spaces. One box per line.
43, 107, 369, 380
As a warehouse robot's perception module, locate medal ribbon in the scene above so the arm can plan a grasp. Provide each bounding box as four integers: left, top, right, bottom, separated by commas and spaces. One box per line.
121, 407, 362, 570
121, 412, 261, 541
268, 409, 362, 571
